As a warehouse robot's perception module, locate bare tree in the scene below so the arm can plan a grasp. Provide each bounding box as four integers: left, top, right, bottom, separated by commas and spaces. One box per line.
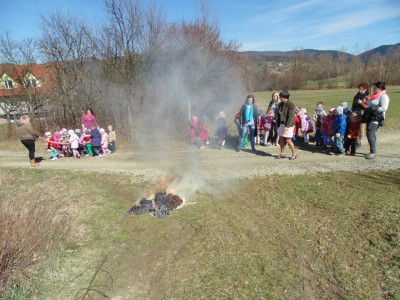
39, 12, 98, 128
0, 32, 44, 133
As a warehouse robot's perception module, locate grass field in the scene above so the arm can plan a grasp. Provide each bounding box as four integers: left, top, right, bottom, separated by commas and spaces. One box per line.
0, 167, 399, 299
1, 87, 400, 299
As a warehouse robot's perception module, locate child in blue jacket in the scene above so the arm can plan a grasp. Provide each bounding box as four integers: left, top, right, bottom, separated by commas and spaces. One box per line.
332, 106, 347, 156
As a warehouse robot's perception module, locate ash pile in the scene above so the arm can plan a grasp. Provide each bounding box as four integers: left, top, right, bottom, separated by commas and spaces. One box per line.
127, 193, 184, 218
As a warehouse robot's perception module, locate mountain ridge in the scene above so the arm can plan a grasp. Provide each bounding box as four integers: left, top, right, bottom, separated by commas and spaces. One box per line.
242, 43, 400, 61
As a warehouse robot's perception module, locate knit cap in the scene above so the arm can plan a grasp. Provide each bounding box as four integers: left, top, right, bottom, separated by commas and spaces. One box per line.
335, 106, 343, 115
341, 102, 348, 109
45, 132, 51, 137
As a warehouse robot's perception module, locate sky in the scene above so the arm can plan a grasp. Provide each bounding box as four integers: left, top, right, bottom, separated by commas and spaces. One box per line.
0, 0, 399, 53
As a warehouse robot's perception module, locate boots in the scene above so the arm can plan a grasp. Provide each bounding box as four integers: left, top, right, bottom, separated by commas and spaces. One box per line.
30, 159, 40, 167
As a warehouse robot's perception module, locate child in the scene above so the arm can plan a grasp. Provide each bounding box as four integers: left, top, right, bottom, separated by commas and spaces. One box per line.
198, 115, 209, 150
261, 109, 275, 146
299, 108, 313, 144
314, 107, 326, 146
215, 111, 228, 150
53, 131, 63, 157
255, 110, 263, 145
99, 128, 109, 155
312, 101, 326, 124
234, 112, 249, 148
189, 116, 199, 145
107, 125, 116, 153
91, 127, 102, 157
332, 106, 347, 156
59, 128, 70, 157
321, 108, 336, 151
81, 128, 93, 156
292, 107, 301, 145
45, 132, 58, 161
344, 112, 361, 155
68, 129, 81, 159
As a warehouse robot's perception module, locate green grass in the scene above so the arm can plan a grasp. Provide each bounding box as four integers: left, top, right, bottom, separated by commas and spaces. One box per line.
1, 167, 399, 299
305, 76, 350, 88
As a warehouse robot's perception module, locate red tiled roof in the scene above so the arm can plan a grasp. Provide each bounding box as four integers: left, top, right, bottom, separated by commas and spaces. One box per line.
0, 63, 59, 97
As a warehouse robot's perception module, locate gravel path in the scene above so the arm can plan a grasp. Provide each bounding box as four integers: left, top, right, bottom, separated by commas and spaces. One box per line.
1, 130, 399, 184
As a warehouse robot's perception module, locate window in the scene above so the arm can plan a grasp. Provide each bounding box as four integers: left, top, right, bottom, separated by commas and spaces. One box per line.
4, 80, 13, 89
26, 79, 37, 88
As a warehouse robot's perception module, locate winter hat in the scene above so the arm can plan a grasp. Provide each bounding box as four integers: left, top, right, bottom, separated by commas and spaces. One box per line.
99, 128, 105, 134
329, 108, 336, 113
54, 131, 61, 138
335, 106, 343, 115
75, 128, 81, 134
341, 102, 348, 109
191, 116, 198, 122
68, 129, 74, 136
300, 108, 307, 115
85, 129, 91, 134
45, 131, 51, 137
107, 125, 113, 131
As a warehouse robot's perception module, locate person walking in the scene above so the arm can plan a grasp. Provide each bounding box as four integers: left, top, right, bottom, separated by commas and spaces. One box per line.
16, 115, 45, 166
236, 95, 259, 152
275, 90, 297, 160
358, 81, 390, 159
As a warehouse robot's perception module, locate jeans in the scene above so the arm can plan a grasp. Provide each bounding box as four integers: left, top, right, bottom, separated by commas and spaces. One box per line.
315, 128, 323, 145
366, 121, 379, 154
238, 125, 255, 150
333, 135, 345, 153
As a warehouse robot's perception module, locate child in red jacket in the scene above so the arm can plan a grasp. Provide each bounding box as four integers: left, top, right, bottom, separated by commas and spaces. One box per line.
344, 112, 361, 155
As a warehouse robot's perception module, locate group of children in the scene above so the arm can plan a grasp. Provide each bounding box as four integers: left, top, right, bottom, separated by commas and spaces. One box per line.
189, 112, 229, 150
311, 101, 361, 156
45, 125, 116, 160
189, 100, 363, 157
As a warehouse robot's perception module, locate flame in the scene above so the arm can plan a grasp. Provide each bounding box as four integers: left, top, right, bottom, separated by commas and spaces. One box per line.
146, 175, 175, 199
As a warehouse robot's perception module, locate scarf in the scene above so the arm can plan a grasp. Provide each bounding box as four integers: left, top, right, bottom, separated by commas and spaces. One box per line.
245, 104, 253, 123
369, 90, 386, 101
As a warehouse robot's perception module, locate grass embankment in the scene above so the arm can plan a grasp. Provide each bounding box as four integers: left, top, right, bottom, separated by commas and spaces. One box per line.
1, 167, 399, 299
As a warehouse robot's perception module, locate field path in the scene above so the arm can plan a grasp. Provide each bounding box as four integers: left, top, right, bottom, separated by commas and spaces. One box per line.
1, 130, 399, 181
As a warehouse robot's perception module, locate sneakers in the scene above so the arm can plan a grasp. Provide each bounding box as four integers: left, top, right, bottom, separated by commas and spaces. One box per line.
335, 152, 344, 156
365, 153, 376, 159
51, 157, 58, 161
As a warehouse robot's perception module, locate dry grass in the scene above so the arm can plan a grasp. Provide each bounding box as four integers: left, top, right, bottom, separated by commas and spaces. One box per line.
0, 168, 66, 294
0, 164, 399, 299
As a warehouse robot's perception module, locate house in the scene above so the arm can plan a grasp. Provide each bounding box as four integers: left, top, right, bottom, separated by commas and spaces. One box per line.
0, 63, 57, 119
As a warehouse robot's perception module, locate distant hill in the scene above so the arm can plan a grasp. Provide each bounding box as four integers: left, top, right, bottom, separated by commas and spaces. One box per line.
359, 43, 400, 60
242, 43, 400, 61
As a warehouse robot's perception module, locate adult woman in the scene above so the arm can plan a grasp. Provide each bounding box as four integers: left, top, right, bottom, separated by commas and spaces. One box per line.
236, 95, 259, 152
351, 83, 370, 148
16, 115, 45, 166
81, 108, 98, 130
276, 90, 297, 160
358, 81, 390, 159
267, 92, 280, 146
